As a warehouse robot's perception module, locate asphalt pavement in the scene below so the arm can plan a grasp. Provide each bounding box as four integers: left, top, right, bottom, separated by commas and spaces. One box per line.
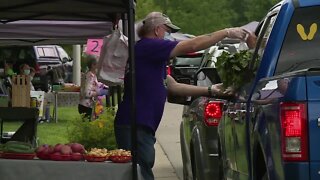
153, 102, 184, 180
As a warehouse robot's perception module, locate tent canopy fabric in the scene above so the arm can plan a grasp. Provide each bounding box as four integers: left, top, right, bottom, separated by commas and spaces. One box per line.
0, 20, 113, 45
0, 0, 129, 45
0, 0, 127, 22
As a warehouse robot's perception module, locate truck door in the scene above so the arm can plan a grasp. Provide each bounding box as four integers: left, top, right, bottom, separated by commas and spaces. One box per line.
221, 101, 238, 178
233, 9, 279, 179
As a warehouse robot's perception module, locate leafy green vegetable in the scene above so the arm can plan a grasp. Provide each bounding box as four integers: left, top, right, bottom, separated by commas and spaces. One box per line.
215, 50, 258, 90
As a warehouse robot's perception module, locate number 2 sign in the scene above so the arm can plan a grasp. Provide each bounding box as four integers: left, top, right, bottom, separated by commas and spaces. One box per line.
86, 39, 103, 56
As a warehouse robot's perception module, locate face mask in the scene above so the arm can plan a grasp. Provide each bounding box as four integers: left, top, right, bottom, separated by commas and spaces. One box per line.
24, 69, 30, 75
164, 32, 172, 40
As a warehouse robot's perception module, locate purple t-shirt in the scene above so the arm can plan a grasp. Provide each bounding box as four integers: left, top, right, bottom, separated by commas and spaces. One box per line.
115, 38, 178, 133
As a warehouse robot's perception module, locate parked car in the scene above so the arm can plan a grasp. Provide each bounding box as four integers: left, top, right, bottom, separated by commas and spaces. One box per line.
168, 39, 241, 180
217, 1, 320, 180
167, 50, 204, 86
0, 45, 73, 92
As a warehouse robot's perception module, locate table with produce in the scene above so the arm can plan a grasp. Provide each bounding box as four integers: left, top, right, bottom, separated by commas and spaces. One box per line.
0, 141, 140, 180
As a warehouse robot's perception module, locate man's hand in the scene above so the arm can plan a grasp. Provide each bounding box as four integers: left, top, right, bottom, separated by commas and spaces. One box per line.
225, 27, 248, 40
211, 83, 235, 96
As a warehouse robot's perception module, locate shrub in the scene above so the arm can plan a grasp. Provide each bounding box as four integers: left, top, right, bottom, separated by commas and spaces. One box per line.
67, 107, 117, 150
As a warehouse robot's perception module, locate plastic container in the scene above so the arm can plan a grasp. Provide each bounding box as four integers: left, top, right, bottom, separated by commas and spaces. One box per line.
109, 155, 132, 163
52, 85, 62, 92
50, 154, 71, 161
2, 152, 36, 160
36, 152, 51, 160
83, 154, 107, 162
71, 153, 84, 161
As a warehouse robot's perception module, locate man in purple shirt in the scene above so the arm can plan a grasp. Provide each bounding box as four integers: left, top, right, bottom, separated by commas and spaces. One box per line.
115, 11, 250, 180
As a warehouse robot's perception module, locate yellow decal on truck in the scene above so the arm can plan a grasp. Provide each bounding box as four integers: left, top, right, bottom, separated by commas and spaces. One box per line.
297, 23, 317, 40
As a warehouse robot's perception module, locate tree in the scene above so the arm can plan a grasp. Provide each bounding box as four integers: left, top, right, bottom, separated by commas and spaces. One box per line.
245, 0, 281, 22
135, 0, 281, 35
226, 0, 248, 26
135, 0, 161, 20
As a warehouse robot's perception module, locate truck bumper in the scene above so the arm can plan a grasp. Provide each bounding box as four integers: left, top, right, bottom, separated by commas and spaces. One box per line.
284, 162, 309, 180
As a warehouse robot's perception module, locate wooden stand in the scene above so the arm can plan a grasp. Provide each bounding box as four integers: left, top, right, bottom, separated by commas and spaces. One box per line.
11, 75, 31, 107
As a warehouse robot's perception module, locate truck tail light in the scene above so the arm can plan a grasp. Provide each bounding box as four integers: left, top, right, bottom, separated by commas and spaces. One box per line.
204, 101, 223, 126
280, 102, 308, 161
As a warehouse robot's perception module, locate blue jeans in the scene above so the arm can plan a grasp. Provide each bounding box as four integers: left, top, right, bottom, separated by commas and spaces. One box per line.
115, 125, 156, 180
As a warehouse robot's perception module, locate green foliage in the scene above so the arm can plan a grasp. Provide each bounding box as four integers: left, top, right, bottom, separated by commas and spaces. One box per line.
244, 0, 281, 22
136, 0, 162, 20
67, 107, 117, 150
134, 0, 282, 35
61, 45, 73, 56
215, 50, 258, 90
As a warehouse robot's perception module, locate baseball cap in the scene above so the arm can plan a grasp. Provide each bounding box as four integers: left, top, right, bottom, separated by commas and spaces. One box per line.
143, 12, 180, 33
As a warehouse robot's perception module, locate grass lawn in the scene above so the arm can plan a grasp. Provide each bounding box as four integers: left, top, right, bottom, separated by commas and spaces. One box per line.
3, 106, 82, 146
37, 106, 80, 145
2, 91, 119, 148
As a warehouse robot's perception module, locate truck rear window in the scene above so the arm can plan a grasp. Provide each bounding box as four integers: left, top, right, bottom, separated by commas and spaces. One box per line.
36, 47, 58, 57
275, 6, 320, 75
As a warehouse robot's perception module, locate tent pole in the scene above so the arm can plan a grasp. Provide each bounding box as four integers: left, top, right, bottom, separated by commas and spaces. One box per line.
72, 45, 81, 86
127, 0, 137, 180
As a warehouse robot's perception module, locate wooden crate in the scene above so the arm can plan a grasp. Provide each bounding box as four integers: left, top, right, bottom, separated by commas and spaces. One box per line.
11, 75, 31, 107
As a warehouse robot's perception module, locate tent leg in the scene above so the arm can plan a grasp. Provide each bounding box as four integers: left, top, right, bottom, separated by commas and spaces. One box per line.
127, 0, 137, 180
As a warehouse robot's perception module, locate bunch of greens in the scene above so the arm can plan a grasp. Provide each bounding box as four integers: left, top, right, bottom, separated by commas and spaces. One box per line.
215, 50, 258, 90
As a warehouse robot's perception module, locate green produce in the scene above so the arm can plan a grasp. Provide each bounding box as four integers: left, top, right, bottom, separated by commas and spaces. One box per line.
5, 141, 33, 148
3, 146, 35, 154
2, 141, 35, 154
215, 50, 259, 90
